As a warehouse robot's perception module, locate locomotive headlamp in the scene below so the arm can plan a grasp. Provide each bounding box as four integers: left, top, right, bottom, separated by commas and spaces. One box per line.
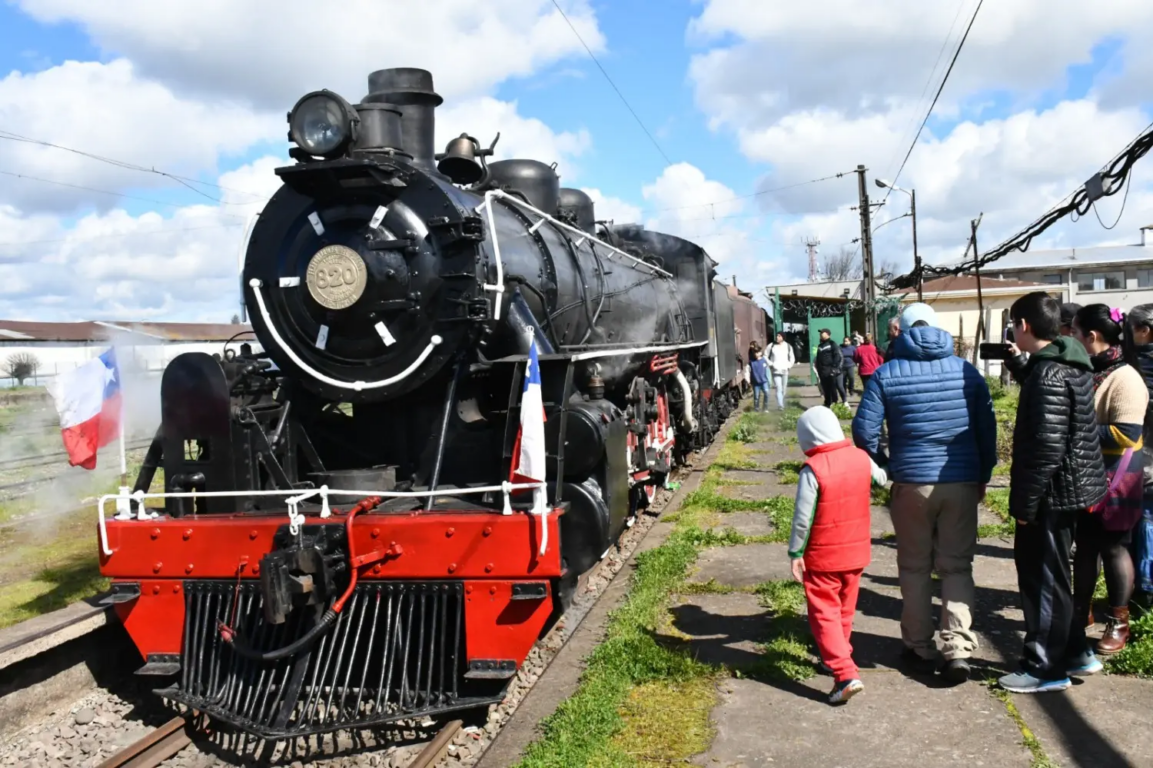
288, 90, 357, 157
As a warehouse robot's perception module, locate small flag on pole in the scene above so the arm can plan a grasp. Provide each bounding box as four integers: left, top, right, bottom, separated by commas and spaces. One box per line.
46, 349, 122, 470
509, 336, 550, 554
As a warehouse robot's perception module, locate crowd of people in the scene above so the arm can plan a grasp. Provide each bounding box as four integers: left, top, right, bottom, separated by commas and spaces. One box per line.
784, 292, 1153, 705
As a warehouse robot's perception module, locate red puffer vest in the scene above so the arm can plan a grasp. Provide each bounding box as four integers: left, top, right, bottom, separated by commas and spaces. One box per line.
802, 439, 873, 572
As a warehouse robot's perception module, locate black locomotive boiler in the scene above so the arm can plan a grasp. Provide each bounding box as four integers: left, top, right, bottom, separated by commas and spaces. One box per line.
99, 66, 757, 739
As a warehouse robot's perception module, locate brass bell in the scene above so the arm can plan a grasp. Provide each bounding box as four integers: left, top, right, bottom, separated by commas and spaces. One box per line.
436, 134, 483, 185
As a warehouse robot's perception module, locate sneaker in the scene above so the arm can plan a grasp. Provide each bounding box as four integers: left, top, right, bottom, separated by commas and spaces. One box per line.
998, 670, 1071, 694
828, 679, 864, 705
816, 661, 834, 676
941, 658, 971, 684
1067, 653, 1104, 676
900, 647, 938, 674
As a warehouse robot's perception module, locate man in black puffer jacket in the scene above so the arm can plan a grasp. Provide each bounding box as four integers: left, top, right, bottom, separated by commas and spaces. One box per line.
999, 292, 1107, 695
814, 328, 845, 407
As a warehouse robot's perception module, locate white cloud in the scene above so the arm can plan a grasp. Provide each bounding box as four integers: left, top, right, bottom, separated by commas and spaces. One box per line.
580, 187, 642, 225
688, 0, 1153, 130
634, 163, 783, 289
0, 154, 285, 321
437, 97, 591, 181
686, 1, 1153, 286
16, 0, 606, 108
0, 59, 280, 214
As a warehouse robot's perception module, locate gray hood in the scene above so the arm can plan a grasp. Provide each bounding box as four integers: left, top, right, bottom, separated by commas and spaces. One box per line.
797, 406, 845, 453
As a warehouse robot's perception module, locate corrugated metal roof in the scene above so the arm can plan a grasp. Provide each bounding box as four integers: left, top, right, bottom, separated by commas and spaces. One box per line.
918, 275, 1048, 294
0, 320, 254, 343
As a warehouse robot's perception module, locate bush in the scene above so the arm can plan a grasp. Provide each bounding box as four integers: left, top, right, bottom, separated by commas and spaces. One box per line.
830, 401, 852, 420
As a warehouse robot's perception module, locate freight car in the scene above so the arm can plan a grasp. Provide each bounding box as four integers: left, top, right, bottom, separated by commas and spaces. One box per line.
96, 67, 756, 741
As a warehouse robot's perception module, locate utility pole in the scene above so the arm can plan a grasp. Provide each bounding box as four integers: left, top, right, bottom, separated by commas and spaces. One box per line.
911, 189, 922, 301
804, 237, 821, 282
970, 213, 985, 366
856, 165, 876, 339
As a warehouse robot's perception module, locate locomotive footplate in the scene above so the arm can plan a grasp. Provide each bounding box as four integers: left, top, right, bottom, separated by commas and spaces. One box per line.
161, 580, 505, 739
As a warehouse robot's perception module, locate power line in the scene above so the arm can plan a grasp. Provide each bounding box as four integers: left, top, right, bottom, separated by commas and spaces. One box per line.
0, 170, 250, 220
892, 119, 1153, 287
549, 0, 674, 168
0, 223, 243, 248
882, 0, 969, 183
640, 170, 855, 214
0, 130, 267, 204
880, 0, 984, 208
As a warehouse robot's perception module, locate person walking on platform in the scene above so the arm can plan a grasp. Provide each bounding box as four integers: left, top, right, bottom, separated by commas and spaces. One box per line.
749, 349, 770, 412
789, 406, 888, 705
814, 329, 845, 407
841, 336, 859, 398
854, 333, 884, 391
852, 302, 997, 685
767, 332, 795, 410
998, 292, 1107, 694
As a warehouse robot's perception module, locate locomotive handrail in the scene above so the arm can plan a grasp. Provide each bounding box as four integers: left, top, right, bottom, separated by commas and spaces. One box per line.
476, 189, 673, 323
95, 480, 548, 557
570, 340, 707, 361
248, 278, 443, 391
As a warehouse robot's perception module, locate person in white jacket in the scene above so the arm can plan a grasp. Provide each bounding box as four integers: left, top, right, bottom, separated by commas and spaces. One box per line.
767, 333, 795, 409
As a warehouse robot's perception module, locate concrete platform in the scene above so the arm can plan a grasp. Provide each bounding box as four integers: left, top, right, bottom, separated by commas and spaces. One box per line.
688, 543, 793, 587
694, 676, 1033, 768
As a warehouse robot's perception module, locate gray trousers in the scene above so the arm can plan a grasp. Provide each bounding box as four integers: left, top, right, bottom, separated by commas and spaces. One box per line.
890, 482, 981, 661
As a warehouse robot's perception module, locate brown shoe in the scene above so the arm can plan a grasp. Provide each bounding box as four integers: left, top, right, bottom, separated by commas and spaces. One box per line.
1097, 607, 1130, 655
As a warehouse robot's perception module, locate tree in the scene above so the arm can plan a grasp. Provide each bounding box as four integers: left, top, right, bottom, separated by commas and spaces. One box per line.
230, 314, 241, 324
818, 246, 862, 281
4, 352, 40, 386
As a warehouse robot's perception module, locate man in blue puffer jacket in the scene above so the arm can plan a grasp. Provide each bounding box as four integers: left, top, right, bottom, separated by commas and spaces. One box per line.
851, 302, 997, 685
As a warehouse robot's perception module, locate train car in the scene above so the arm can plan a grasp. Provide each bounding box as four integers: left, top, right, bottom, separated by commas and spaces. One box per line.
95, 67, 751, 741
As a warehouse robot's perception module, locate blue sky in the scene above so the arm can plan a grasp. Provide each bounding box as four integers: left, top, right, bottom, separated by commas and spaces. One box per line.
0, 0, 1151, 321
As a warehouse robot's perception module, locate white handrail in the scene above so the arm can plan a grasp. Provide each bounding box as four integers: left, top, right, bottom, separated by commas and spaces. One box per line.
96, 481, 547, 557
478, 189, 672, 278
570, 340, 707, 361
249, 278, 442, 391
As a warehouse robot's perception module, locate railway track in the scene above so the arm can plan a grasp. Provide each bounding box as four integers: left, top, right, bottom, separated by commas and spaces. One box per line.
95, 714, 195, 768
94, 714, 464, 768
0, 438, 152, 474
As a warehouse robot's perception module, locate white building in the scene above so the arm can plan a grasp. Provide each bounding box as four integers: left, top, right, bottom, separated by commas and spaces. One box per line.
0, 321, 259, 387
958, 224, 1153, 309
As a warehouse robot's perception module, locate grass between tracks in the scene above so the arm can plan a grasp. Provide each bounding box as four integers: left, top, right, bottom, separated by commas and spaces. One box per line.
516, 408, 813, 768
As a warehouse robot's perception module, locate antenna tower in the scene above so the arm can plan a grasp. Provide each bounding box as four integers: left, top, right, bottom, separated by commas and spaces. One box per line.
804, 237, 821, 281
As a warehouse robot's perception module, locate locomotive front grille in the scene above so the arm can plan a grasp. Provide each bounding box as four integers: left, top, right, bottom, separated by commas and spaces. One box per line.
162, 580, 501, 739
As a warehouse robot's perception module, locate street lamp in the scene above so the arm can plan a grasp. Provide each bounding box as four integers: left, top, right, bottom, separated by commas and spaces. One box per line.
876, 178, 921, 300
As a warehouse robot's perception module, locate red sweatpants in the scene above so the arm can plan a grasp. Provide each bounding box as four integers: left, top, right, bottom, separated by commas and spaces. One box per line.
804, 568, 864, 682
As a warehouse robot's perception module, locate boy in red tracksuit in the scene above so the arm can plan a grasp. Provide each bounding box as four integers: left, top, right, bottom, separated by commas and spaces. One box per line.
788, 405, 888, 704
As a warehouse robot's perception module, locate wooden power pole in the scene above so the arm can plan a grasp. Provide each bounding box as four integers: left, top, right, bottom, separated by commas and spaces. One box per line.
856, 165, 877, 338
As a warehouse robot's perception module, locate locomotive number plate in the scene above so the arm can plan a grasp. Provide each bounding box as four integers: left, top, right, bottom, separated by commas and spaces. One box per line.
305, 245, 368, 310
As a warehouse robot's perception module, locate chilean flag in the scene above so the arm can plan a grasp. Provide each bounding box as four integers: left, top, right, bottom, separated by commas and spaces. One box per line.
46, 349, 122, 470
510, 339, 547, 487
509, 339, 550, 553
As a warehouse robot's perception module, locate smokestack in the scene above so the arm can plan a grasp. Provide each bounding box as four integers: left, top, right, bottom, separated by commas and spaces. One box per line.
363, 68, 443, 175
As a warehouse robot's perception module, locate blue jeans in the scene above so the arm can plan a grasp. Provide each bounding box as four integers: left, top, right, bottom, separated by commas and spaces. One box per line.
771, 371, 787, 409
753, 382, 771, 411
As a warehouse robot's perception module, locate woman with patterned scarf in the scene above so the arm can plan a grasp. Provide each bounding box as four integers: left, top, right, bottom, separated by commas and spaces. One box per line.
1070, 304, 1148, 657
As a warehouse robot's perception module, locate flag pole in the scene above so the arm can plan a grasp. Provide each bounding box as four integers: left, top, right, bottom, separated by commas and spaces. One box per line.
116, 344, 133, 520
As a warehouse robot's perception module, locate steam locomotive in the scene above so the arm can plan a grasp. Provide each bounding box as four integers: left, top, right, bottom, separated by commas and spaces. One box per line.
97, 67, 770, 740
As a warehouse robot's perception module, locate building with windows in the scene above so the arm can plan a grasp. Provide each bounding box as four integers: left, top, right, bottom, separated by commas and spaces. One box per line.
969, 224, 1153, 308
